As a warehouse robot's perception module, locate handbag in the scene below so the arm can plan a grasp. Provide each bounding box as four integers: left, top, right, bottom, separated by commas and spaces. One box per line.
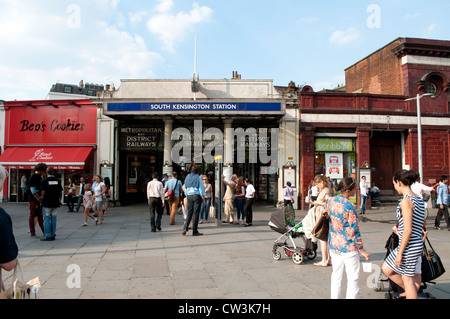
422, 236, 445, 282
422, 192, 431, 202
209, 205, 216, 219
0, 260, 41, 299
312, 206, 330, 241
165, 178, 178, 201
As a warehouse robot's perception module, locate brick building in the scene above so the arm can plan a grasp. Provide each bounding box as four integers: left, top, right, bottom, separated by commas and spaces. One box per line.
299, 38, 450, 210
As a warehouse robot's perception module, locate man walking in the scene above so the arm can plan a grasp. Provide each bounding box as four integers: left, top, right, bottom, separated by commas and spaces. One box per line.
40, 167, 62, 241
182, 165, 205, 236
28, 163, 47, 238
164, 171, 183, 225
434, 175, 449, 231
147, 172, 165, 232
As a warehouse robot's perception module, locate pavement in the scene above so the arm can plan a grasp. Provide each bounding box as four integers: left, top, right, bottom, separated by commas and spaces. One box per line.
1, 201, 450, 301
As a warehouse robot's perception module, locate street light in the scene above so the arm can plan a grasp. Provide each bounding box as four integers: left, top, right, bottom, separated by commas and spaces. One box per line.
404, 93, 434, 180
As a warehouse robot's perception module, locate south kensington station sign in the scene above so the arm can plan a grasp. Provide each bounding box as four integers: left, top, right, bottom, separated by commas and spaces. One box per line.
107, 102, 282, 112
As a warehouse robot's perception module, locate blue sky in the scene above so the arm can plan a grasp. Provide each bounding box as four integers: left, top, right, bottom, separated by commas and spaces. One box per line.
0, 0, 449, 100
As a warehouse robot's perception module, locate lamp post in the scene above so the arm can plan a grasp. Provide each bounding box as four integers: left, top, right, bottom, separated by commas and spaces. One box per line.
404, 93, 434, 180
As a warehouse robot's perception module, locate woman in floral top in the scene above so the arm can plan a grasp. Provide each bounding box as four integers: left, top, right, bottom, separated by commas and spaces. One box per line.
328, 177, 370, 299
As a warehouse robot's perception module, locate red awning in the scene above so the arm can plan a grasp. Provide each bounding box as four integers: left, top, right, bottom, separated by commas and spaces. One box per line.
0, 146, 93, 170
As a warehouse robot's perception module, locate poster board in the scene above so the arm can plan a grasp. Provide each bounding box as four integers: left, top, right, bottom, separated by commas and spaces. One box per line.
283, 167, 296, 188
325, 153, 343, 179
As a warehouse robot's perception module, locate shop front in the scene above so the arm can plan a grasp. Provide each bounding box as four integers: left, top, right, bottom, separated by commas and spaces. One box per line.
314, 136, 357, 181
0, 100, 97, 202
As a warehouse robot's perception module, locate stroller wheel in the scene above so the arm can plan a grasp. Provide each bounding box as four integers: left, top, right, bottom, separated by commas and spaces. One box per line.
305, 250, 317, 260
273, 250, 281, 261
292, 251, 303, 264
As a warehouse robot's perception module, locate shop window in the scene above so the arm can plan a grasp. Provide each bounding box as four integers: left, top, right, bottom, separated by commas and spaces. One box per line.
314, 138, 357, 183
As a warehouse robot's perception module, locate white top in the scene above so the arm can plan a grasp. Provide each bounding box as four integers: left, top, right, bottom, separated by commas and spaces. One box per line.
310, 185, 319, 197
93, 182, 105, 202
284, 186, 294, 200
360, 181, 369, 196
245, 184, 256, 198
147, 179, 165, 202
411, 182, 433, 199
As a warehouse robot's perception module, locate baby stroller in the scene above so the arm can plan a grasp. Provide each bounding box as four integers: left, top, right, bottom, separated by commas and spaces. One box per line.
382, 231, 435, 299
269, 205, 317, 264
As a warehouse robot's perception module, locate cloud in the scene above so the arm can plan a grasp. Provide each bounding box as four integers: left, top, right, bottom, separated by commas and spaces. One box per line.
329, 27, 362, 45
426, 23, 437, 35
155, 0, 174, 13
0, 1, 164, 100
128, 10, 148, 24
146, 2, 213, 53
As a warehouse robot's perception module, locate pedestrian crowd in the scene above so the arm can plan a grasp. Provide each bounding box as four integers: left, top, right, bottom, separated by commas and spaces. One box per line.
1, 160, 449, 300
302, 171, 449, 299
23, 162, 111, 241
148, 165, 257, 235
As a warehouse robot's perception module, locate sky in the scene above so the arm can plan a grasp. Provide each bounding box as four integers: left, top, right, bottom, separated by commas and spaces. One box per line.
0, 0, 449, 101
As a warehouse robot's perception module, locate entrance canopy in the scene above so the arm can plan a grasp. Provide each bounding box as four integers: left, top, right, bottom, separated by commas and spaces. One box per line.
0, 146, 93, 170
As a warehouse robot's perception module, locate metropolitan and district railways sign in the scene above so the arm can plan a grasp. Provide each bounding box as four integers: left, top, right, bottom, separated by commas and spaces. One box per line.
119, 127, 164, 150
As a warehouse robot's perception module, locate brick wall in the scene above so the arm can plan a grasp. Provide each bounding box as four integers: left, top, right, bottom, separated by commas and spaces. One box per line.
423, 130, 450, 180
345, 39, 404, 95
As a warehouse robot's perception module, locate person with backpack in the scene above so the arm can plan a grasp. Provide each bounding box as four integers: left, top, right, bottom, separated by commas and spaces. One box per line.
164, 171, 182, 225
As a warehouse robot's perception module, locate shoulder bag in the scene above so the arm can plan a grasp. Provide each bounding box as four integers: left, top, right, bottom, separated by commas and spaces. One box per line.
165, 179, 178, 201
312, 202, 330, 242
422, 236, 445, 282
1, 260, 41, 299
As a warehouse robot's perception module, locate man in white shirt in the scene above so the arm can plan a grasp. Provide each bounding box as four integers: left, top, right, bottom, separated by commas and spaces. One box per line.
243, 179, 256, 227
147, 172, 165, 232
359, 176, 369, 214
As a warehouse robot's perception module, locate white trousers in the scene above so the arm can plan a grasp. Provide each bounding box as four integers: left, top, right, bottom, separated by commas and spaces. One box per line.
330, 251, 360, 299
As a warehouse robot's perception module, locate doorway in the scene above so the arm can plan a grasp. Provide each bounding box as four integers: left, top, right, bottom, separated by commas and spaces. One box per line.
370, 131, 402, 195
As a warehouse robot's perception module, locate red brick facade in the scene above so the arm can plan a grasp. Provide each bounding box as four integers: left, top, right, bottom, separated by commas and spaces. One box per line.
298, 38, 450, 210
345, 39, 404, 95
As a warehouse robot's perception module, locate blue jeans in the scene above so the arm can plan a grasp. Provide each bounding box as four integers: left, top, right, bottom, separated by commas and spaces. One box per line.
43, 207, 58, 239
200, 197, 211, 220
236, 198, 245, 220
360, 195, 368, 213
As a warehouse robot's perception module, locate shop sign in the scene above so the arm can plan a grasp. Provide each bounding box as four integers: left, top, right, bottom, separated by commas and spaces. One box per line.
108, 102, 282, 112
315, 138, 353, 152
6, 105, 97, 145
119, 126, 163, 150
325, 153, 343, 179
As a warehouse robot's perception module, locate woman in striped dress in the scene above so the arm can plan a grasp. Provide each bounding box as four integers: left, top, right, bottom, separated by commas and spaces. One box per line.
382, 169, 426, 299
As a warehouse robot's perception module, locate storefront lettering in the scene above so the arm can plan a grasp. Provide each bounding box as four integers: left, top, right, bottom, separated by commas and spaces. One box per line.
315, 138, 353, 152
120, 127, 163, 150
19, 119, 85, 132
20, 120, 46, 132
29, 148, 54, 161
126, 135, 158, 148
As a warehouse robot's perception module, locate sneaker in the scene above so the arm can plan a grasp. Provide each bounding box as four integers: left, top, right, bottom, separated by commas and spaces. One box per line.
81, 223, 88, 227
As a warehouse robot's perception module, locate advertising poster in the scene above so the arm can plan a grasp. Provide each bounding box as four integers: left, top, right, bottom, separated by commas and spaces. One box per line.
325, 153, 343, 179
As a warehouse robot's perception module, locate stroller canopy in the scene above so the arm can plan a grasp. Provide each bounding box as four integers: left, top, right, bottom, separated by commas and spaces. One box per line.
269, 206, 295, 233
